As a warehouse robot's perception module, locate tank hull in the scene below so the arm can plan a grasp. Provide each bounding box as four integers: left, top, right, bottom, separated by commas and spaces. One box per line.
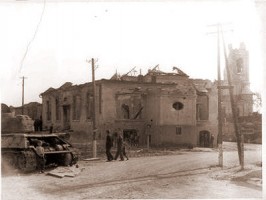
1, 134, 79, 173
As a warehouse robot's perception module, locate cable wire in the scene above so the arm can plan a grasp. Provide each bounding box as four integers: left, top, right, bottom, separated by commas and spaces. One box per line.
19, 0, 46, 73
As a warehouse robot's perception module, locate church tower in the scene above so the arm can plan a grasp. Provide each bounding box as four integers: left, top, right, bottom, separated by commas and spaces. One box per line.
223, 43, 253, 117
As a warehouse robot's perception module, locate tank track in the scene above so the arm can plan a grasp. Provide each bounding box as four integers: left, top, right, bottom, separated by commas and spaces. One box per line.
17, 150, 37, 173
70, 151, 79, 165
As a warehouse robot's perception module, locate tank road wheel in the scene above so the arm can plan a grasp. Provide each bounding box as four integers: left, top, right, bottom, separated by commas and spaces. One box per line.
17, 151, 37, 173
71, 151, 79, 165
60, 153, 73, 166
17, 154, 27, 171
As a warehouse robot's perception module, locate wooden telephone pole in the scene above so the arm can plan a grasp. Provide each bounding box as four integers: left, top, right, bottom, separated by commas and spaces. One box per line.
216, 24, 223, 167
20, 76, 27, 115
208, 23, 244, 169
87, 58, 97, 158
221, 29, 244, 169
92, 58, 97, 158
86, 58, 98, 158
207, 23, 223, 167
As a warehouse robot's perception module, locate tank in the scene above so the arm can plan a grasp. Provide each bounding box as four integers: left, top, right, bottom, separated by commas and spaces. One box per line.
1, 133, 79, 173
1, 113, 79, 173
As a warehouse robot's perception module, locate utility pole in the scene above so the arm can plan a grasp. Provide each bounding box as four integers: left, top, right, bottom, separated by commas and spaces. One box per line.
91, 58, 97, 158
221, 30, 244, 170
20, 76, 27, 115
86, 58, 98, 158
207, 23, 223, 167
216, 24, 223, 167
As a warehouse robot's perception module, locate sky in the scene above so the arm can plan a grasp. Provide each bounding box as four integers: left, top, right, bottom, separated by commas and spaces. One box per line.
0, 0, 264, 107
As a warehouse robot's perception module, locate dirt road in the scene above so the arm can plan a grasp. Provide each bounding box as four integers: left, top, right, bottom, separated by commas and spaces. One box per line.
1, 142, 262, 199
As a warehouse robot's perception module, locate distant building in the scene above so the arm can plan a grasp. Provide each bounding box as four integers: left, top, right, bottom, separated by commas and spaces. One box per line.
11, 102, 42, 120
1, 103, 11, 114
221, 43, 255, 142
40, 67, 218, 148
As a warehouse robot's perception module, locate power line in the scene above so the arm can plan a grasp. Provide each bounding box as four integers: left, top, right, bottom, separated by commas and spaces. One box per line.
19, 0, 46, 73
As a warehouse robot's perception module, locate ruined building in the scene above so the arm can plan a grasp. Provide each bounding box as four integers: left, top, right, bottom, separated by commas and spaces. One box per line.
222, 43, 253, 117
221, 43, 258, 142
40, 66, 218, 148
10, 102, 42, 120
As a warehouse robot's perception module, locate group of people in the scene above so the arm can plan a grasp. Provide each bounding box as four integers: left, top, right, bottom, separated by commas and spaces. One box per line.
33, 129, 129, 174
106, 130, 129, 162
34, 116, 55, 134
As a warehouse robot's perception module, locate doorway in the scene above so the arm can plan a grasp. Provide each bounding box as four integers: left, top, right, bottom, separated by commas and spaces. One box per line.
123, 129, 139, 147
199, 130, 211, 147
63, 105, 70, 130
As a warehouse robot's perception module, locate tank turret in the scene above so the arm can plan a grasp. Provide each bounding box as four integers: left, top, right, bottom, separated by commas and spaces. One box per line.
1, 114, 34, 133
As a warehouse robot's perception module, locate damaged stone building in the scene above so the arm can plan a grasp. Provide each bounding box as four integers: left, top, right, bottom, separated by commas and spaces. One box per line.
10, 102, 42, 121
40, 66, 218, 148
221, 43, 258, 142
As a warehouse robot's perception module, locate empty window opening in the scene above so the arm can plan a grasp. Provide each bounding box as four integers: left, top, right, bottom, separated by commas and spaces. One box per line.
122, 104, 130, 119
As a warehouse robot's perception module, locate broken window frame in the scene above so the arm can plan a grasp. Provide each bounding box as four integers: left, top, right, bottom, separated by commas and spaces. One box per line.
116, 93, 144, 120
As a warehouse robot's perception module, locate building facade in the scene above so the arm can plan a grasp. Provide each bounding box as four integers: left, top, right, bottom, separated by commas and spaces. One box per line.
40, 67, 218, 148
221, 43, 255, 141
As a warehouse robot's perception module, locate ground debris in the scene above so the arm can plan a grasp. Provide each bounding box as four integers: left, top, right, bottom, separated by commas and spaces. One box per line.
210, 164, 262, 188
83, 158, 100, 161
46, 165, 84, 178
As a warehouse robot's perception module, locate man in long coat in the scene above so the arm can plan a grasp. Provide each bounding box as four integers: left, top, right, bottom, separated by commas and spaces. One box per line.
106, 130, 114, 161
114, 131, 124, 161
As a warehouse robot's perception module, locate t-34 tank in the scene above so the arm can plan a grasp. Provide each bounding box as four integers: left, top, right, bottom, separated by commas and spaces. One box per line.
1, 113, 79, 173
1, 133, 79, 173
1, 113, 35, 133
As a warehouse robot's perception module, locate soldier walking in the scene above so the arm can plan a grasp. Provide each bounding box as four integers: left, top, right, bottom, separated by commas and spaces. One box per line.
105, 130, 114, 161
114, 130, 124, 161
